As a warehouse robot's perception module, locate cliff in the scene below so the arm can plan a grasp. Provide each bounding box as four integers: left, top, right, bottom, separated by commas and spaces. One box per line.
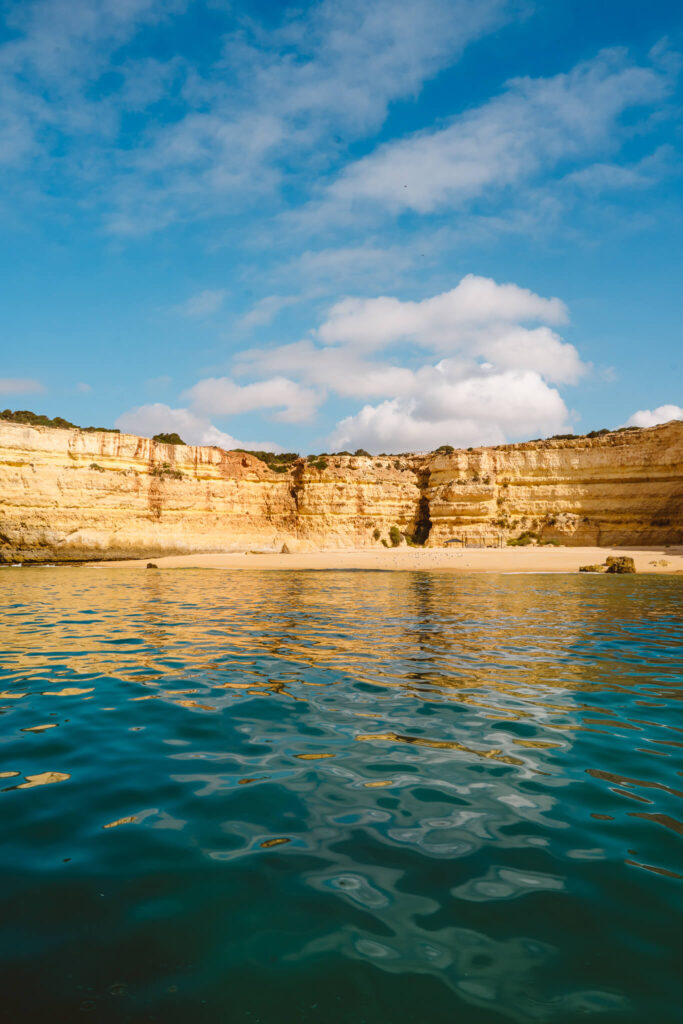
0, 418, 681, 562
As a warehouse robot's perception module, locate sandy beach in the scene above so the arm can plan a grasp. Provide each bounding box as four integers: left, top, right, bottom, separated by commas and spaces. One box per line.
89, 545, 683, 573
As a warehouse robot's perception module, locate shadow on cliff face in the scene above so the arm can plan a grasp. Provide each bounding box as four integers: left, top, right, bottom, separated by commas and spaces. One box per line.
413, 468, 432, 545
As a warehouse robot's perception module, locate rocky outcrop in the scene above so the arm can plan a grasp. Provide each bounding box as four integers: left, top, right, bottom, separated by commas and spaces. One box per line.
0, 418, 681, 561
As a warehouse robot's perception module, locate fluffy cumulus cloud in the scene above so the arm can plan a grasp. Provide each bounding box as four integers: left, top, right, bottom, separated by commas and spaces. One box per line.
235, 274, 585, 451
116, 274, 581, 453
183, 376, 320, 423
330, 367, 570, 452
314, 275, 581, 383
318, 275, 567, 345
624, 404, 683, 428
116, 373, 318, 448
235, 340, 416, 399
115, 402, 282, 452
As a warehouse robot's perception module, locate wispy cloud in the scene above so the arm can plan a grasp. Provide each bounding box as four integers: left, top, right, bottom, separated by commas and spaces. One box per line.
176, 289, 227, 317
0, 377, 44, 395
311, 46, 677, 222
0, 0, 186, 164
237, 294, 301, 331
0, 0, 517, 231
562, 145, 677, 193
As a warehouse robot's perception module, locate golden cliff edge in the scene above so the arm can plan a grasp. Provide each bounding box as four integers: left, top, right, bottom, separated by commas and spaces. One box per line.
1, 418, 681, 562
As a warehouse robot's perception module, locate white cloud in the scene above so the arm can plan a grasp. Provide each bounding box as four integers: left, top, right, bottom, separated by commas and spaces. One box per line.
89, 0, 513, 231
237, 294, 301, 331
317, 273, 569, 349
330, 367, 571, 453
624, 404, 683, 428
0, 377, 44, 394
0, 0, 185, 165
228, 0, 510, 135
319, 46, 675, 218
293, 245, 416, 284
564, 146, 676, 193
184, 375, 320, 423
239, 275, 583, 393
480, 326, 586, 385
114, 403, 282, 452
236, 275, 584, 452
131, 274, 580, 452
235, 340, 416, 399
77, 381, 92, 393
146, 374, 172, 390
235, 245, 421, 332
117, 372, 322, 454
2, 1, 676, 248
176, 289, 226, 317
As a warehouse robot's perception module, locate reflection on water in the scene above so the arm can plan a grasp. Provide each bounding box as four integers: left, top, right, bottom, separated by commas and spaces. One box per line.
0, 569, 681, 1023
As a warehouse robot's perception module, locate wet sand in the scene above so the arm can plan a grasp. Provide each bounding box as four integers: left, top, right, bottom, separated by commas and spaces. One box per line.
90, 546, 683, 573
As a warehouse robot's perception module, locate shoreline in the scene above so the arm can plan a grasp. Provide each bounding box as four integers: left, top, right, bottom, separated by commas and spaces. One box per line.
81, 545, 683, 574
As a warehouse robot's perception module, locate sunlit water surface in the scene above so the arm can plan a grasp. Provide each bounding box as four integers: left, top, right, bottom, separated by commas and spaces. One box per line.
0, 569, 681, 1023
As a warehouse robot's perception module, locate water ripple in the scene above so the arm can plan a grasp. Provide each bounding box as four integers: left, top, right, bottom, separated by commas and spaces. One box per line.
0, 568, 681, 1023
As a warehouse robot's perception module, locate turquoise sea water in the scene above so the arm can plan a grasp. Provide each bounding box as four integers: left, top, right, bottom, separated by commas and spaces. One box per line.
0, 569, 681, 1023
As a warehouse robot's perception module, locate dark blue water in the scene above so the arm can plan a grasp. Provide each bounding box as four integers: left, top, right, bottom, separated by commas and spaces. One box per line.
0, 569, 681, 1023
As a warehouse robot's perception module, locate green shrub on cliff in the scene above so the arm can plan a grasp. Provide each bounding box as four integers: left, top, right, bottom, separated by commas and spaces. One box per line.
1, 408, 119, 433
235, 450, 299, 472
389, 525, 402, 547
507, 530, 539, 547
150, 462, 183, 480
153, 432, 186, 445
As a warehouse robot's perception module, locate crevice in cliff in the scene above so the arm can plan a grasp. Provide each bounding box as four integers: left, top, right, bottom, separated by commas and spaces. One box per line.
413, 466, 432, 544
289, 460, 305, 513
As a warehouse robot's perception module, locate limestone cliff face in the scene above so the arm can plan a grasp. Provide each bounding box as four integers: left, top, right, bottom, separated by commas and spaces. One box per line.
425, 421, 683, 547
0, 418, 681, 561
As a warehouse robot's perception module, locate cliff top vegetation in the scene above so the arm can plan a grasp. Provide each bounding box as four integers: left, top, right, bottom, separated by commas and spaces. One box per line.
152, 432, 186, 445
1, 408, 119, 434
233, 449, 300, 473
0, 410, 652, 457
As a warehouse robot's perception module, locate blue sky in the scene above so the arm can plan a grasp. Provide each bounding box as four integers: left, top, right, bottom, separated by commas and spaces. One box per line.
1, 0, 681, 453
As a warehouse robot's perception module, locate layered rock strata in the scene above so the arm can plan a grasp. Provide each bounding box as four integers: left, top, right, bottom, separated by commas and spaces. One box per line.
0, 418, 681, 562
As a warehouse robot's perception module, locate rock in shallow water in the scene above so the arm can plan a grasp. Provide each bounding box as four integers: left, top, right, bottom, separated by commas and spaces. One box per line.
605, 556, 636, 573
579, 556, 636, 574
